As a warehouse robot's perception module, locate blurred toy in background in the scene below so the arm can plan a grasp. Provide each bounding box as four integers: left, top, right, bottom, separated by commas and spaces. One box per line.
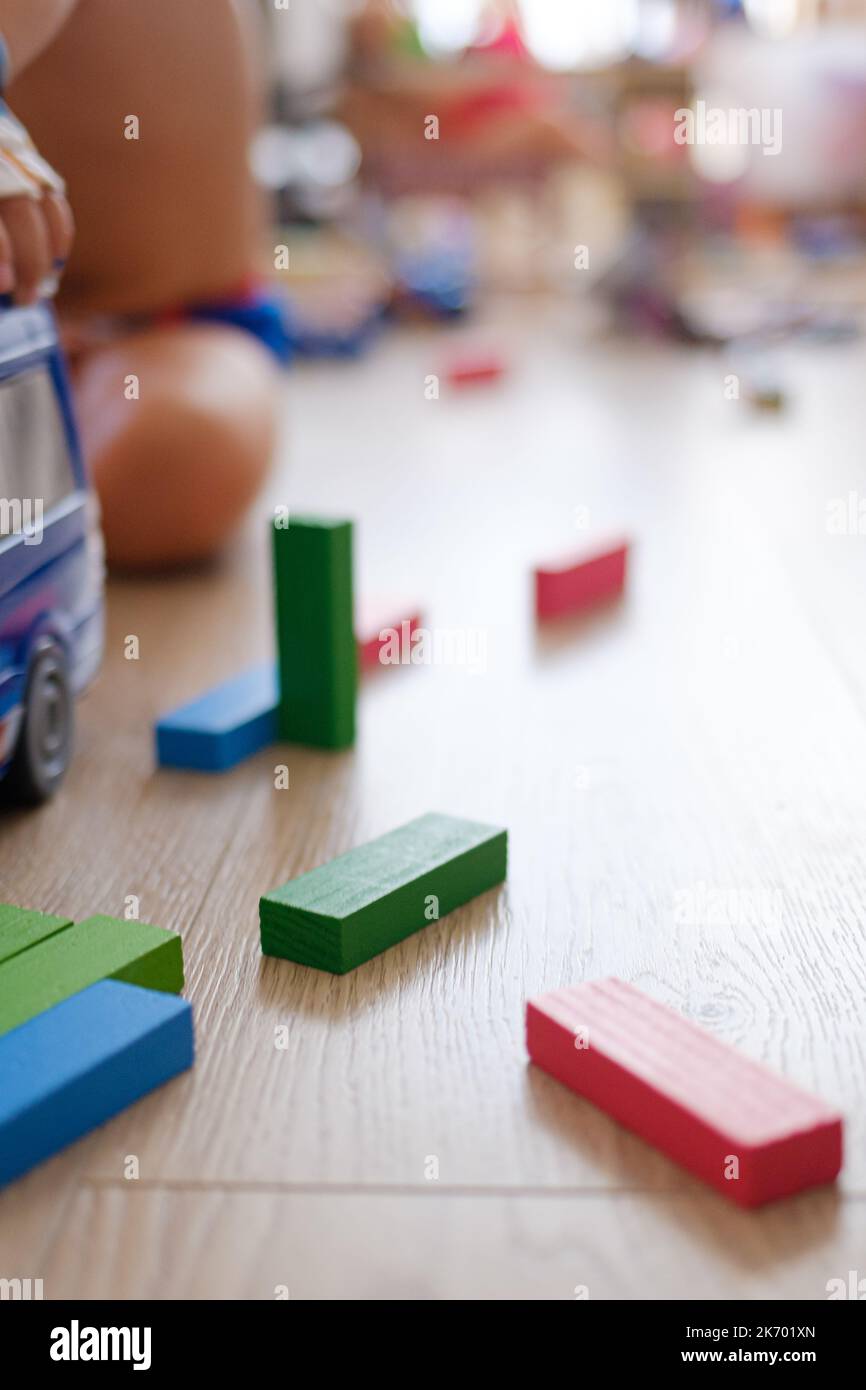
256, 0, 866, 361
337, 0, 610, 195
593, 227, 718, 344
386, 196, 478, 319
262, 222, 392, 354
255, 0, 619, 333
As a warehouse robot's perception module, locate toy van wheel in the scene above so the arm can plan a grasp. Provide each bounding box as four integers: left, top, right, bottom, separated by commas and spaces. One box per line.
4, 642, 74, 804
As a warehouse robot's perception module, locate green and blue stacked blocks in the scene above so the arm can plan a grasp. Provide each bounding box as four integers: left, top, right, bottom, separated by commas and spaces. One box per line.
0, 904, 193, 1186
155, 514, 357, 769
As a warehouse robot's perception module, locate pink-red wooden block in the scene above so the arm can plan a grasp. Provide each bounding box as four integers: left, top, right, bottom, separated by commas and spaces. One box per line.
445, 353, 506, 388
357, 602, 423, 672
534, 538, 628, 621
526, 978, 842, 1207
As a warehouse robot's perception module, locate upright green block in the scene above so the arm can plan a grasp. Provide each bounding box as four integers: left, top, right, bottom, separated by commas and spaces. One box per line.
0, 905, 73, 967
0, 914, 184, 1038
272, 515, 356, 749
260, 811, 508, 973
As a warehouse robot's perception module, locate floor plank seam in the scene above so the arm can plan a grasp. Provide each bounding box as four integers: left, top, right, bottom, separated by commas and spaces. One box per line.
79, 1176, 866, 1200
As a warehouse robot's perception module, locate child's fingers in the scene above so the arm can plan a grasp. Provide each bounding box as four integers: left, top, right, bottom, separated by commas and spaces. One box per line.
41, 191, 75, 267
0, 196, 53, 303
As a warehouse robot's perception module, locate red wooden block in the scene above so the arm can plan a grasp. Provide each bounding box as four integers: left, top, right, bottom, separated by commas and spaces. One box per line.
357, 602, 423, 672
445, 353, 506, 388
534, 538, 628, 621
526, 978, 843, 1207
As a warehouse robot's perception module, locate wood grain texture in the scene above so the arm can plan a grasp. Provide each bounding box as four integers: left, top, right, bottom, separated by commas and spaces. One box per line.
18, 1184, 866, 1301
1, 301, 865, 1296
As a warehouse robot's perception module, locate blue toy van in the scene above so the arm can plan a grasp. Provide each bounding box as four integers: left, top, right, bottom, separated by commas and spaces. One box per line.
0, 302, 104, 802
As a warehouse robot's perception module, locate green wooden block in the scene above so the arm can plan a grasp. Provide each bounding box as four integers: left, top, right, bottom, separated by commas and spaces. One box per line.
0, 915, 184, 1038
272, 515, 356, 749
0, 904, 73, 967
260, 812, 507, 973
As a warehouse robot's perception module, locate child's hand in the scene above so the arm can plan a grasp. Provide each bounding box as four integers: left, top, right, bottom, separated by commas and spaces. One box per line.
0, 95, 73, 303
0, 188, 73, 303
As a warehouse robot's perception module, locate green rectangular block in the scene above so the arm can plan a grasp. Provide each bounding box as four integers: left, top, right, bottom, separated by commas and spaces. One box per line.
272, 515, 356, 749
0, 904, 73, 966
260, 812, 508, 973
0, 915, 184, 1038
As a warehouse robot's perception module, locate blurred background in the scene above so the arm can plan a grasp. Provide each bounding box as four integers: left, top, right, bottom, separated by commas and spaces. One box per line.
251, 0, 866, 370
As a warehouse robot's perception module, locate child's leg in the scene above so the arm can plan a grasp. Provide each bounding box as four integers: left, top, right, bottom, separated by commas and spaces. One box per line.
72, 323, 279, 571
7, 0, 278, 570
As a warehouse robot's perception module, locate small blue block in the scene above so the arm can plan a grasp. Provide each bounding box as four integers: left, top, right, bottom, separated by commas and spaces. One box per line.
0, 980, 194, 1186
155, 663, 278, 771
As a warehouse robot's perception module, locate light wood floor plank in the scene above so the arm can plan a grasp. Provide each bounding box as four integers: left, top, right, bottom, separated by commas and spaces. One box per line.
29, 1185, 866, 1300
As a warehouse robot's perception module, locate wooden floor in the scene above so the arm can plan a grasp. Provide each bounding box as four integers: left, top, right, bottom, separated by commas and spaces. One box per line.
2, 299, 865, 1300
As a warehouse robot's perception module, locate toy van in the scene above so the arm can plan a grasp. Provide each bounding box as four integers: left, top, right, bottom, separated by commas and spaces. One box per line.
0, 302, 104, 803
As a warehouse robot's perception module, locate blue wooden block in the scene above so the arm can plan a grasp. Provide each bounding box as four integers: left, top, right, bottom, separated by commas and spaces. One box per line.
0, 980, 194, 1186
155, 664, 278, 771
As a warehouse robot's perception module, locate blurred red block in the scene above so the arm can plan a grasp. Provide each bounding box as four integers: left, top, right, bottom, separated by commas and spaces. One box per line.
357, 604, 423, 672
526, 978, 843, 1208
445, 353, 506, 388
534, 538, 628, 620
